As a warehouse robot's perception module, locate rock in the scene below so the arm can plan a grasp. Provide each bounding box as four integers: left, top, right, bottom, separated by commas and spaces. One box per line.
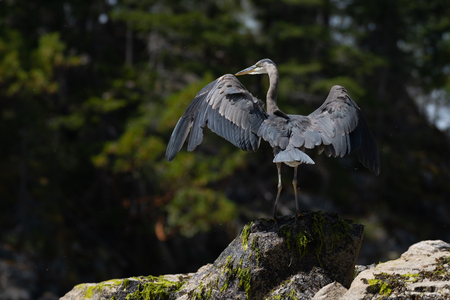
60, 212, 363, 300
266, 267, 333, 299
312, 281, 347, 300
174, 212, 363, 299
342, 240, 450, 300
59, 274, 193, 300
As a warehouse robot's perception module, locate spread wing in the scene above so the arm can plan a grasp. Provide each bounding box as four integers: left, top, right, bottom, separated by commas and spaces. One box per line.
258, 85, 380, 175
165, 74, 268, 161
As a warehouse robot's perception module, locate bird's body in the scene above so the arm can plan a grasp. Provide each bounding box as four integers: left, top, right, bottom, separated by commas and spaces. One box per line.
166, 59, 380, 220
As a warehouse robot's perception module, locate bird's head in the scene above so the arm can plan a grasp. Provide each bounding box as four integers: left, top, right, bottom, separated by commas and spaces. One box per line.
235, 58, 277, 76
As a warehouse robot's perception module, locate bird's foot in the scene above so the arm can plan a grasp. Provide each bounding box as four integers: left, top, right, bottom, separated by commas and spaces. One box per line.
267, 215, 279, 228
294, 211, 305, 223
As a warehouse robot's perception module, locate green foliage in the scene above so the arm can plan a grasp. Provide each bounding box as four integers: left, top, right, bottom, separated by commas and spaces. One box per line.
0, 31, 78, 96
166, 187, 237, 237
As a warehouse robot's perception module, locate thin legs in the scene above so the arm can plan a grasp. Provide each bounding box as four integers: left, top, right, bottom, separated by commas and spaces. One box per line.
271, 162, 282, 220
293, 165, 299, 222
272, 164, 301, 223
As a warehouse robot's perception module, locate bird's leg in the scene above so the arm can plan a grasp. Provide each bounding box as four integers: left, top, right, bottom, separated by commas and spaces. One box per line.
293, 165, 299, 223
272, 163, 282, 224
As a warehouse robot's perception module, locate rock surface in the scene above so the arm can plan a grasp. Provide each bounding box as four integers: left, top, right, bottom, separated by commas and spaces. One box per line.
174, 212, 363, 300
60, 275, 192, 300
340, 239, 450, 299
60, 211, 363, 300
265, 267, 333, 299
312, 281, 347, 300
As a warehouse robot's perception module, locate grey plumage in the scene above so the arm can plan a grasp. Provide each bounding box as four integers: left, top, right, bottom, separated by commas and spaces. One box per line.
256, 84, 380, 175
165, 75, 267, 162
166, 59, 380, 220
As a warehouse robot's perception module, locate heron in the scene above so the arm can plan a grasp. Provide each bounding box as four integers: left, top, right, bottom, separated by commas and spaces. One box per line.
165, 58, 380, 221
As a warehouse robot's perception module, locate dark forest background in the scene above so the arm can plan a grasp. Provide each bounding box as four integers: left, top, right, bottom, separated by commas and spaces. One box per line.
1, 0, 450, 298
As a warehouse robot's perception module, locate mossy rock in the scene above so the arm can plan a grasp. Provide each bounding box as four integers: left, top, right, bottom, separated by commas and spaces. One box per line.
174, 211, 363, 300
345, 240, 450, 299
61, 275, 191, 300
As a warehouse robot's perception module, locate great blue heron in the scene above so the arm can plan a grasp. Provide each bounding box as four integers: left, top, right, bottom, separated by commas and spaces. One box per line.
166, 58, 380, 220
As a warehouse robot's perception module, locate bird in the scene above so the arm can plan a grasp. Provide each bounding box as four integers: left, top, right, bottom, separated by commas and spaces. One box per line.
165, 58, 380, 221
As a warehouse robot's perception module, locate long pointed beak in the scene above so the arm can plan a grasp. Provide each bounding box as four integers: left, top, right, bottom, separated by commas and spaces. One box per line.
235, 65, 256, 76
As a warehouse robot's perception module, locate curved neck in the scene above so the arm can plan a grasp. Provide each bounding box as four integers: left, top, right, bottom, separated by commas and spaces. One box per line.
266, 66, 280, 114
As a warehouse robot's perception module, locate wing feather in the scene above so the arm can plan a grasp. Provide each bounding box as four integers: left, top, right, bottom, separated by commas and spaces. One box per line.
258, 85, 380, 174
308, 85, 380, 174
165, 74, 267, 161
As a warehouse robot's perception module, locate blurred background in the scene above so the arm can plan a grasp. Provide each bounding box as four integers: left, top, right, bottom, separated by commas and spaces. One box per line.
1, 0, 450, 298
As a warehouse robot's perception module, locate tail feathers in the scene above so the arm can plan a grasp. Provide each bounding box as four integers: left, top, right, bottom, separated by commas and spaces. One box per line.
273, 146, 315, 165
165, 116, 193, 162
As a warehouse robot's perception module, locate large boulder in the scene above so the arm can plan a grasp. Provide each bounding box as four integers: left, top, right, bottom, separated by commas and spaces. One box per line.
175, 212, 363, 300
60, 212, 364, 300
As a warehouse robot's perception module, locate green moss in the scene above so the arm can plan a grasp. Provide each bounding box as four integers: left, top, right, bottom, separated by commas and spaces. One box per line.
283, 226, 292, 251
207, 285, 213, 298
433, 256, 450, 275
125, 276, 185, 300
363, 255, 450, 298
265, 277, 299, 299
418, 256, 450, 281
85, 286, 94, 299
250, 235, 261, 267
219, 279, 229, 293
221, 256, 234, 276
401, 273, 419, 283
123, 278, 130, 290
220, 256, 235, 292
241, 222, 253, 249
214, 275, 220, 288
278, 222, 311, 259
192, 282, 204, 299
294, 230, 310, 258
329, 216, 352, 250
82, 279, 125, 299
362, 272, 408, 297
311, 212, 326, 266
368, 279, 392, 296
190, 276, 217, 300
218, 254, 252, 299
277, 212, 356, 266
237, 266, 252, 299
287, 289, 298, 299
362, 266, 450, 299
